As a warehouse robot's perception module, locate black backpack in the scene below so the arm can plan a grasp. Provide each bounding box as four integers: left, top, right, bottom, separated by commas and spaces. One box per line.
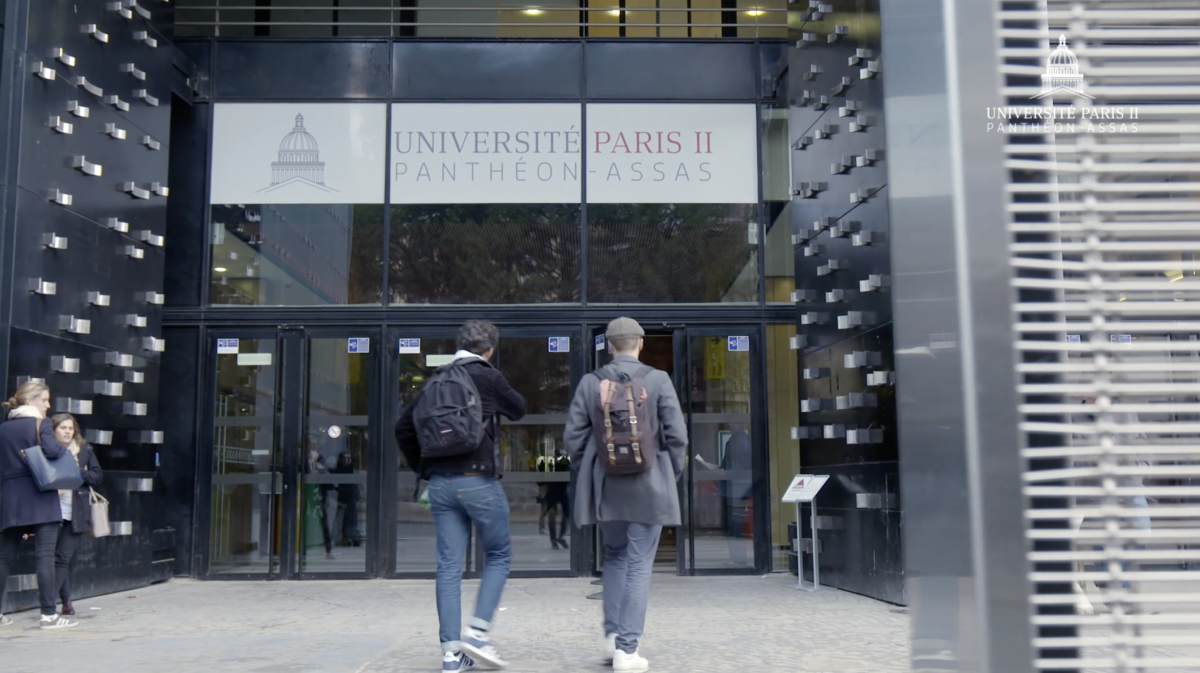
413, 359, 487, 459
590, 365, 658, 476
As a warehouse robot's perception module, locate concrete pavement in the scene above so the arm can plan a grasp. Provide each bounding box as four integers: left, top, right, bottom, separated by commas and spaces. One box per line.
0, 574, 909, 672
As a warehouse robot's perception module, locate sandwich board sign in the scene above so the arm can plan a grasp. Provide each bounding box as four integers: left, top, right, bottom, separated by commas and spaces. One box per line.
781, 474, 829, 591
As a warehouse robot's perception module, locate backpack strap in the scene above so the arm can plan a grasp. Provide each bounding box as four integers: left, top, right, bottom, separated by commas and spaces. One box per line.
601, 381, 617, 468
626, 384, 643, 466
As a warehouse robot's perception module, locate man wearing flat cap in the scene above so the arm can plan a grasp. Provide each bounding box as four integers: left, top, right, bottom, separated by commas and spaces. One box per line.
564, 317, 688, 673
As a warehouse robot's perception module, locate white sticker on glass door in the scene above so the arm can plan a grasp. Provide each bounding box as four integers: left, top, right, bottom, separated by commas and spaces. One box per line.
210, 103, 387, 205
390, 104, 582, 204
586, 104, 759, 204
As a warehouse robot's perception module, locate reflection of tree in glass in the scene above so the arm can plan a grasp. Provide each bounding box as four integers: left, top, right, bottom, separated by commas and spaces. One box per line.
587, 203, 758, 303
348, 205, 385, 304
388, 204, 581, 304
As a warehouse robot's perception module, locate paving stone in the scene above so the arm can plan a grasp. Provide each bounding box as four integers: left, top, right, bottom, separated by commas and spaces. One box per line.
0, 574, 910, 672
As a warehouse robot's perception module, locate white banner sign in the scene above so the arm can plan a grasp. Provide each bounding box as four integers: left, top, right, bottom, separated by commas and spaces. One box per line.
210, 103, 386, 205
586, 104, 759, 204
209, 104, 758, 205
390, 103, 582, 204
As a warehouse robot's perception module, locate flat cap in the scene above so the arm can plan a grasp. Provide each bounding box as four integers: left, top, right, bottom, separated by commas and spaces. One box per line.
605, 317, 645, 339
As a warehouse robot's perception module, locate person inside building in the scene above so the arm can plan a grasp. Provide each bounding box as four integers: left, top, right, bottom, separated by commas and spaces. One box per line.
333, 452, 363, 548
536, 443, 571, 550
564, 317, 689, 673
49, 413, 104, 617
721, 424, 753, 566
395, 320, 527, 672
0, 381, 78, 629
305, 447, 338, 560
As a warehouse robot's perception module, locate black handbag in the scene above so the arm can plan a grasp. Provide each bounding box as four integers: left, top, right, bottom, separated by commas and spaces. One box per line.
21, 419, 83, 491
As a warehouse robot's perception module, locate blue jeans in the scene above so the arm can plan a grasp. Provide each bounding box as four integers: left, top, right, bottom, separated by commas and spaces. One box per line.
428, 474, 512, 652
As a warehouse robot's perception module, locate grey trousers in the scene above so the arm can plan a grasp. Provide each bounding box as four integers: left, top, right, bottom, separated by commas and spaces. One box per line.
601, 521, 663, 654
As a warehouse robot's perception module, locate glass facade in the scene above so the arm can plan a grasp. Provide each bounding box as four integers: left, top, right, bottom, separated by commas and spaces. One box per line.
587, 204, 758, 304
209, 204, 384, 306
210, 201, 762, 306
388, 204, 581, 304
178, 40, 798, 581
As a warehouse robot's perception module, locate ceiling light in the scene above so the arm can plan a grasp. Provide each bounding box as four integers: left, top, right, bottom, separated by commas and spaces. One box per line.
746, 9, 765, 16
523, 8, 543, 15
608, 9, 620, 15
214, 267, 227, 273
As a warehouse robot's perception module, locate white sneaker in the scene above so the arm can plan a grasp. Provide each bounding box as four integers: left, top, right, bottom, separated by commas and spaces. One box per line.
603, 633, 617, 663
0, 614, 13, 627
40, 614, 77, 630
442, 651, 476, 672
460, 627, 507, 669
613, 649, 649, 672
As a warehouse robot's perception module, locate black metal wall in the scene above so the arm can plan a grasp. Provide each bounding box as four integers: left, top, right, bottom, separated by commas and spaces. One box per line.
788, 1, 903, 604
0, 0, 193, 611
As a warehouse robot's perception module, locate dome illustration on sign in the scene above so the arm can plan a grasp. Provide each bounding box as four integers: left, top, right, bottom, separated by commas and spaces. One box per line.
1034, 35, 1094, 100
258, 114, 340, 194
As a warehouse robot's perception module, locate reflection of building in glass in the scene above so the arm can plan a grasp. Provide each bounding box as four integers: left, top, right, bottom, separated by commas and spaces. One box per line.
210, 204, 357, 305
260, 204, 354, 303
261, 114, 339, 194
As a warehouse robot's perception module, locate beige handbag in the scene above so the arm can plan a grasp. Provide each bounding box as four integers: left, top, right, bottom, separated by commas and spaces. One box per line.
88, 488, 110, 538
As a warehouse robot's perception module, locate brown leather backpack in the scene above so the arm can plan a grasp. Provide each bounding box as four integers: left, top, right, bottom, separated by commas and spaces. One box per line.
590, 365, 657, 476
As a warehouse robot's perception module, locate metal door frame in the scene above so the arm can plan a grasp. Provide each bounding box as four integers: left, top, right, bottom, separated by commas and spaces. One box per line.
383, 324, 586, 579
584, 323, 768, 576
199, 326, 383, 581
198, 327, 284, 581
291, 326, 384, 580
679, 325, 768, 576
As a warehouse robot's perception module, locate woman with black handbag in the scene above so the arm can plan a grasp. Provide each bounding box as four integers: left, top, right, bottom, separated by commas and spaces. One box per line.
0, 381, 78, 629
49, 413, 103, 617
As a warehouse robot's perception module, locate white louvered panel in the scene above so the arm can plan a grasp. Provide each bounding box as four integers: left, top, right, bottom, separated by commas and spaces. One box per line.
1001, 1, 1200, 670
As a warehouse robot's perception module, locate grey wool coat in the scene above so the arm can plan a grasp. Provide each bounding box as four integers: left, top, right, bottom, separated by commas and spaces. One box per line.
564, 355, 688, 527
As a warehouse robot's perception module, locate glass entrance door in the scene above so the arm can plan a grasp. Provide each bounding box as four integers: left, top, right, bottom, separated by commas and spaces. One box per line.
387, 327, 582, 578
203, 328, 381, 579
587, 325, 765, 575
682, 328, 763, 574
590, 327, 687, 574
296, 329, 379, 577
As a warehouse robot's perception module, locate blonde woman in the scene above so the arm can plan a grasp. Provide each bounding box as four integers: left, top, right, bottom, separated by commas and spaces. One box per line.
49, 413, 103, 617
0, 381, 77, 629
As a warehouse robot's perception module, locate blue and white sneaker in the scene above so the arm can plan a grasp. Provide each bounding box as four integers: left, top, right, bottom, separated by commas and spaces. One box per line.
443, 651, 476, 672
460, 627, 508, 669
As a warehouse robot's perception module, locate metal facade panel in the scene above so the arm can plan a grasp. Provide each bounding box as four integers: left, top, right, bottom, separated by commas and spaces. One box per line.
998, 2, 1200, 670
393, 42, 582, 99
585, 42, 758, 100
213, 41, 391, 99
790, 0, 902, 604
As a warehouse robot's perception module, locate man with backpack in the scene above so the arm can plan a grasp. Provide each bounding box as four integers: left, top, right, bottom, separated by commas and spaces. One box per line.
564, 318, 688, 673
395, 320, 526, 672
